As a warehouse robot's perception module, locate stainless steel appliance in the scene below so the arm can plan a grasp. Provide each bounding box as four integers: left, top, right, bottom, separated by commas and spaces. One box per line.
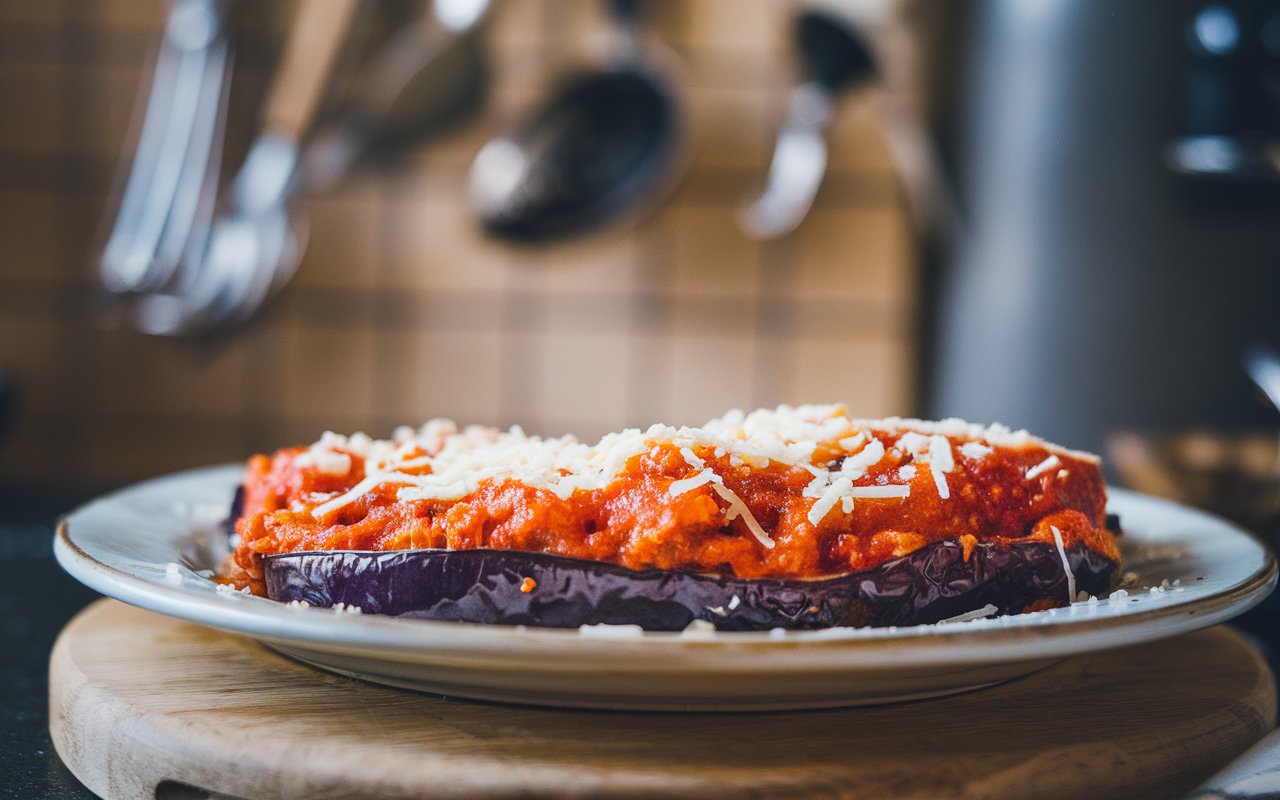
923, 0, 1280, 458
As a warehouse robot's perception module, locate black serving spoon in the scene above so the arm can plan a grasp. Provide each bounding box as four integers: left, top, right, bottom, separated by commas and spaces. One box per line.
740, 7, 876, 239
468, 0, 682, 241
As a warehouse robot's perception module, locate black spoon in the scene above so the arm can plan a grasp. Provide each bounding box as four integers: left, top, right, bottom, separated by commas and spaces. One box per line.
740, 8, 876, 239
468, 0, 682, 241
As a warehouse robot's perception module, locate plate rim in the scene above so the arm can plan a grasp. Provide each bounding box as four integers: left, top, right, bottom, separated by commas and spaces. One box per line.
54, 463, 1278, 665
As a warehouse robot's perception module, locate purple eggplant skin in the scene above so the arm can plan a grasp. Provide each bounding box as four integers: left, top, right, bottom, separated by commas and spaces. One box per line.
224, 485, 245, 539
262, 539, 1118, 631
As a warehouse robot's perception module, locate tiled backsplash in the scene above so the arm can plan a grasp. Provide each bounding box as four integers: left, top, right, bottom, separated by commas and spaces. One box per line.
0, 0, 918, 489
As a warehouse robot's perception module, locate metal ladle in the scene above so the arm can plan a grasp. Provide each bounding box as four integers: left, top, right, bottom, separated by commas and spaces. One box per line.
133, 0, 360, 336
98, 0, 233, 297
468, 0, 683, 241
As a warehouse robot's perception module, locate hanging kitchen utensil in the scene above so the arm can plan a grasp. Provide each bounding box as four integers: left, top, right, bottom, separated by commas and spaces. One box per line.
303, 0, 493, 192
739, 6, 876, 240
97, 0, 234, 296
741, 1, 959, 241
132, 0, 361, 336
468, 0, 684, 241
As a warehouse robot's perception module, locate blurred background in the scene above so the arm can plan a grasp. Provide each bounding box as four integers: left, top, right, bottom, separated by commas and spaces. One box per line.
0, 0, 920, 493
3, 4, 1280, 792
0, 0, 1276, 512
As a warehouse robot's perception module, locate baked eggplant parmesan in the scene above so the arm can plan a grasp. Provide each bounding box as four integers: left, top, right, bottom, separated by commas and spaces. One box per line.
224, 405, 1121, 630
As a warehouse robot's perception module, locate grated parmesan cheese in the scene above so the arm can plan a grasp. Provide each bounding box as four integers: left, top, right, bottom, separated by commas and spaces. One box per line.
711, 482, 775, 549
804, 438, 898, 526
959, 441, 993, 460
1026, 454, 1061, 480
838, 432, 867, 451
295, 448, 352, 476
849, 485, 911, 499
289, 405, 1098, 555
1050, 525, 1076, 604
668, 468, 722, 497
163, 562, 182, 586
680, 619, 717, 636
928, 435, 954, 500
679, 446, 705, 469
937, 603, 998, 624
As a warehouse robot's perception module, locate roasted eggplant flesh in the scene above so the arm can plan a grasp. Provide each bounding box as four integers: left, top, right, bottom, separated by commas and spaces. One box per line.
263, 539, 1118, 631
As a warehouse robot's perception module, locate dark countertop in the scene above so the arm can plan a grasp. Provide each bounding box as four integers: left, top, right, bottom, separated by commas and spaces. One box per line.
1, 490, 99, 800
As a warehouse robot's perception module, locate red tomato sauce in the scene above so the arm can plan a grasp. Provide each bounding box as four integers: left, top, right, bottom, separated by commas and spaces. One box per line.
225, 435, 1118, 596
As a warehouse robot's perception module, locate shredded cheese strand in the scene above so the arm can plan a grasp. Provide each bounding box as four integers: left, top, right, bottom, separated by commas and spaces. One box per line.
1050, 525, 1076, 604
668, 468, 721, 497
1026, 454, 1061, 480
937, 603, 999, 624
711, 482, 775, 550
679, 447, 705, 469
848, 485, 911, 499
296, 407, 1096, 542
312, 472, 423, 520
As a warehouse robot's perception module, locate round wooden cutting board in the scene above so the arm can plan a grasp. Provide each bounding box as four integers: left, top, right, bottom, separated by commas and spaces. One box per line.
50, 600, 1276, 800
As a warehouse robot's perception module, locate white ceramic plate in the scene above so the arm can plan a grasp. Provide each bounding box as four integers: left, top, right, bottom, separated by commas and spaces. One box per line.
56, 464, 1276, 711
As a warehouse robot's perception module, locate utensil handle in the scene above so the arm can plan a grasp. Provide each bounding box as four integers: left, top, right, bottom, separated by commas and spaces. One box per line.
262, 0, 361, 140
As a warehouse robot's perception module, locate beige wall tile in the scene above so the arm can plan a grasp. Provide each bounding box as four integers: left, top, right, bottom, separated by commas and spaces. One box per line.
92, 328, 251, 417
685, 83, 768, 170
295, 177, 383, 290
278, 325, 377, 422
669, 0, 791, 58
0, 2, 73, 25
487, 0, 550, 51
791, 206, 914, 304
528, 331, 631, 434
826, 93, 897, 172
0, 191, 62, 280
0, 414, 64, 483
383, 169, 515, 291
542, 0, 612, 55
515, 227, 639, 296
665, 295, 755, 338
67, 64, 139, 157
0, 315, 67, 417
249, 413, 371, 456
80, 414, 246, 487
375, 329, 504, 426
657, 334, 757, 427
542, 293, 635, 337
0, 63, 62, 152
668, 204, 759, 297
92, 0, 164, 30
484, 38, 553, 119
784, 334, 914, 418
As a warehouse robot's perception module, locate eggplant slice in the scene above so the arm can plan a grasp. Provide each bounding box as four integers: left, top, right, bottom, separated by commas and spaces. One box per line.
264, 539, 1118, 631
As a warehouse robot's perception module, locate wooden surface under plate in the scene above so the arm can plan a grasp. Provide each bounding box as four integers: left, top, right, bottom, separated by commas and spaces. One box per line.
50, 599, 1277, 800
